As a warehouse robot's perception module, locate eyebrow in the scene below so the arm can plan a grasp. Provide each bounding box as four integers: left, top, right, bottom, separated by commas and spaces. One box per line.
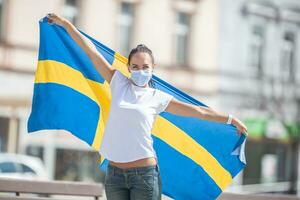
131, 64, 150, 66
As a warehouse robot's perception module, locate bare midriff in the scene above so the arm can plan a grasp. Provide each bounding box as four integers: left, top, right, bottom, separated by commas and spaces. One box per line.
109, 157, 157, 169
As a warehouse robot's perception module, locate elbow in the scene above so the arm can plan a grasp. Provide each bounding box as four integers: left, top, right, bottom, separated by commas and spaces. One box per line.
86, 49, 100, 61
85, 46, 97, 56
195, 106, 207, 119
196, 106, 216, 120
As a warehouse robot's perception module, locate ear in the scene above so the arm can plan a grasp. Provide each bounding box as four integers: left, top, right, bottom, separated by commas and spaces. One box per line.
127, 64, 131, 73
152, 63, 156, 72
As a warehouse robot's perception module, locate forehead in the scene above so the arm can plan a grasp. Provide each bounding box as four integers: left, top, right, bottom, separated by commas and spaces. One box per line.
129, 52, 152, 65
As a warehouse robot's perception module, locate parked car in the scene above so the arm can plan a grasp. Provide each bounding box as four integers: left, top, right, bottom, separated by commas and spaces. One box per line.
0, 153, 48, 180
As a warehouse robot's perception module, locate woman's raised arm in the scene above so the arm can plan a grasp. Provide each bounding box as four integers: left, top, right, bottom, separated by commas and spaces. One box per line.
165, 98, 248, 136
47, 13, 115, 83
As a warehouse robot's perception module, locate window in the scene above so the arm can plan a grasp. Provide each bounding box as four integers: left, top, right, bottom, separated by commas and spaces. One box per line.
118, 2, 135, 56
243, 140, 292, 185
0, 117, 9, 152
297, 99, 300, 120
0, 0, 3, 40
175, 12, 190, 66
62, 0, 79, 26
0, 162, 17, 173
55, 149, 104, 182
20, 164, 36, 174
249, 24, 265, 76
281, 32, 296, 83
26, 145, 44, 163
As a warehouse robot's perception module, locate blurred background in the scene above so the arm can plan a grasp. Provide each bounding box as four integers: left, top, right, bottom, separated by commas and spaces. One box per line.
0, 0, 299, 198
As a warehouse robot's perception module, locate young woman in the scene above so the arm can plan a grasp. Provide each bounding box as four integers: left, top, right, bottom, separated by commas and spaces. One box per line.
47, 13, 247, 200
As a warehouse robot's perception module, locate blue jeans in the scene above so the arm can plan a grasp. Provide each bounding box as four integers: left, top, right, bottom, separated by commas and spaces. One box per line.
104, 162, 162, 200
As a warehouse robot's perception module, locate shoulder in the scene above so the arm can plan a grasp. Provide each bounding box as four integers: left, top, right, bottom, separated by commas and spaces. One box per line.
110, 70, 129, 85
154, 89, 174, 104
154, 88, 173, 99
152, 89, 174, 114
111, 70, 128, 81
109, 70, 129, 92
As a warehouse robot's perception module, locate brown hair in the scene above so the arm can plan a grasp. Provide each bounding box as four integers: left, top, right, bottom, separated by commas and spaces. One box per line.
128, 44, 155, 88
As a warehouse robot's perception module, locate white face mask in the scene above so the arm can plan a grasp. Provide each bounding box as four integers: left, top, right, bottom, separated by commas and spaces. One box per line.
130, 69, 152, 87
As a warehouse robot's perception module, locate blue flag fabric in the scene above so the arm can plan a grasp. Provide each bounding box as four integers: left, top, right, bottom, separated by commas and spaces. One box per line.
28, 17, 247, 200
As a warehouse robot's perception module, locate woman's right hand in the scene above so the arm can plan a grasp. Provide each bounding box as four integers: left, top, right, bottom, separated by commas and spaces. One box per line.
46, 13, 67, 27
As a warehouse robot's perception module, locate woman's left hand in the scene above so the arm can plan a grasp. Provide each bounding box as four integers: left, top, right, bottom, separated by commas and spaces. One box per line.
232, 117, 248, 136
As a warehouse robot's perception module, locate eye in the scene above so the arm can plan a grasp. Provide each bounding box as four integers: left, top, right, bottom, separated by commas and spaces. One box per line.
130, 65, 139, 70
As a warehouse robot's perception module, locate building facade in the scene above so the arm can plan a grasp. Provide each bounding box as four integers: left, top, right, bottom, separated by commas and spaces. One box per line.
218, 0, 300, 194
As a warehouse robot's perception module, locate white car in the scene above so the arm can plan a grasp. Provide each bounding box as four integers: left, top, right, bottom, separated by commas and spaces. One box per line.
0, 153, 48, 180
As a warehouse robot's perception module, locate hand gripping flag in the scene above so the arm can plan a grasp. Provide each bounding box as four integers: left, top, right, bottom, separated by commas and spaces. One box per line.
28, 17, 247, 200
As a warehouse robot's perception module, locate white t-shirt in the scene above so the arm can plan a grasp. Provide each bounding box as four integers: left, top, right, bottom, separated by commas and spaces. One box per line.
99, 70, 174, 163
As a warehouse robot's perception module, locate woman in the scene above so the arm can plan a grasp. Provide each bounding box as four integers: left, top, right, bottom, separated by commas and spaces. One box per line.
47, 13, 247, 200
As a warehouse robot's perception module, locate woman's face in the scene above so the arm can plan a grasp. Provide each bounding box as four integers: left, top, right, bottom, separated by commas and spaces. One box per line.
128, 52, 154, 73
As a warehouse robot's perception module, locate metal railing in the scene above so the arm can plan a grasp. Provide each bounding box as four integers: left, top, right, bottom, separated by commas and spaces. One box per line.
0, 178, 103, 200
0, 178, 299, 200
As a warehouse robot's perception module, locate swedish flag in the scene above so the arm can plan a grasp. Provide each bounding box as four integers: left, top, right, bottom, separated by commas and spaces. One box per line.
28, 17, 247, 200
